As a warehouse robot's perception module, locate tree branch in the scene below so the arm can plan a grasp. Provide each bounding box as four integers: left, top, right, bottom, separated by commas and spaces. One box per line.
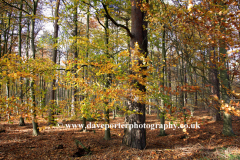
102, 3, 133, 38
95, 14, 106, 30
1, 0, 30, 15
23, 0, 33, 11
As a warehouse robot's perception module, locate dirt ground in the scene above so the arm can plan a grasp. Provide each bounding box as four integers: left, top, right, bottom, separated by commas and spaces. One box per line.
1, 110, 240, 160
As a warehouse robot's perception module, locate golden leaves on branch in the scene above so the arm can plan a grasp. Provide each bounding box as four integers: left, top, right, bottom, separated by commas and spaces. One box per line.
210, 94, 240, 116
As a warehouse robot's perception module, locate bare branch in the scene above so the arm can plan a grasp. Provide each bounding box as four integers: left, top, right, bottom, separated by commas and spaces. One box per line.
101, 3, 133, 38
23, 0, 33, 11
95, 14, 106, 30
1, 0, 31, 15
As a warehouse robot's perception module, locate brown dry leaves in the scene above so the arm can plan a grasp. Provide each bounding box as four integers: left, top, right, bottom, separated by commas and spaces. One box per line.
0, 110, 240, 159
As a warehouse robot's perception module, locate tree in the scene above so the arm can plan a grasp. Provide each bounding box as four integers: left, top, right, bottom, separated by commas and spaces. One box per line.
49, 0, 60, 125
116, 0, 148, 149
18, 0, 26, 126
100, 0, 148, 149
30, 0, 40, 136
209, 47, 221, 121
219, 2, 234, 135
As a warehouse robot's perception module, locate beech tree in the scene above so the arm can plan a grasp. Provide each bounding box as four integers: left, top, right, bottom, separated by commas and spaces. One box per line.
103, 0, 149, 149
49, 0, 60, 125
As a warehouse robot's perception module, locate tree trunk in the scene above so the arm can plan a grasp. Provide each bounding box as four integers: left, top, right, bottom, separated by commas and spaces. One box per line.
219, 2, 234, 136
31, 0, 39, 136
149, 99, 151, 115
6, 80, 10, 122
19, 117, 25, 126
82, 2, 90, 130
49, 0, 60, 125
159, 112, 166, 136
184, 62, 187, 124
0, 14, 2, 57
209, 47, 221, 121
72, 0, 78, 117
168, 54, 172, 114
220, 46, 234, 136
18, 0, 25, 126
122, 0, 148, 150
159, 26, 166, 136
104, 108, 111, 140
194, 71, 198, 107
26, 19, 30, 58
103, 14, 111, 140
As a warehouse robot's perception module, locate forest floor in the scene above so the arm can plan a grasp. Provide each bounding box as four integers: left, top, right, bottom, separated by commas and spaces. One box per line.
1, 109, 240, 160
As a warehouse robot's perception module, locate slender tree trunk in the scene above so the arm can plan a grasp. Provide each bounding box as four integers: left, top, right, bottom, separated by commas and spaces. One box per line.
209, 47, 221, 121
72, 0, 78, 117
6, 79, 10, 122
156, 47, 161, 119
195, 71, 198, 107
3, 16, 6, 55
149, 99, 151, 115
0, 14, 2, 57
168, 54, 172, 114
104, 14, 111, 140
25, 19, 30, 113
184, 61, 187, 124
159, 26, 166, 136
202, 51, 206, 110
26, 19, 30, 58
30, 0, 39, 136
180, 53, 186, 124
9, 21, 14, 54
3, 13, 11, 55
82, 2, 90, 130
18, 0, 25, 126
49, 0, 60, 125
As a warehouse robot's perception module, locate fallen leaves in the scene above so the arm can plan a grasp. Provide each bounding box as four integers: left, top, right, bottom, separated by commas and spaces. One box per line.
0, 110, 240, 159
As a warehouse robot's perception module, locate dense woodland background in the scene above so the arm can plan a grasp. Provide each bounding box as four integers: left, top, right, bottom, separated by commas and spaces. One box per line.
0, 0, 240, 159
